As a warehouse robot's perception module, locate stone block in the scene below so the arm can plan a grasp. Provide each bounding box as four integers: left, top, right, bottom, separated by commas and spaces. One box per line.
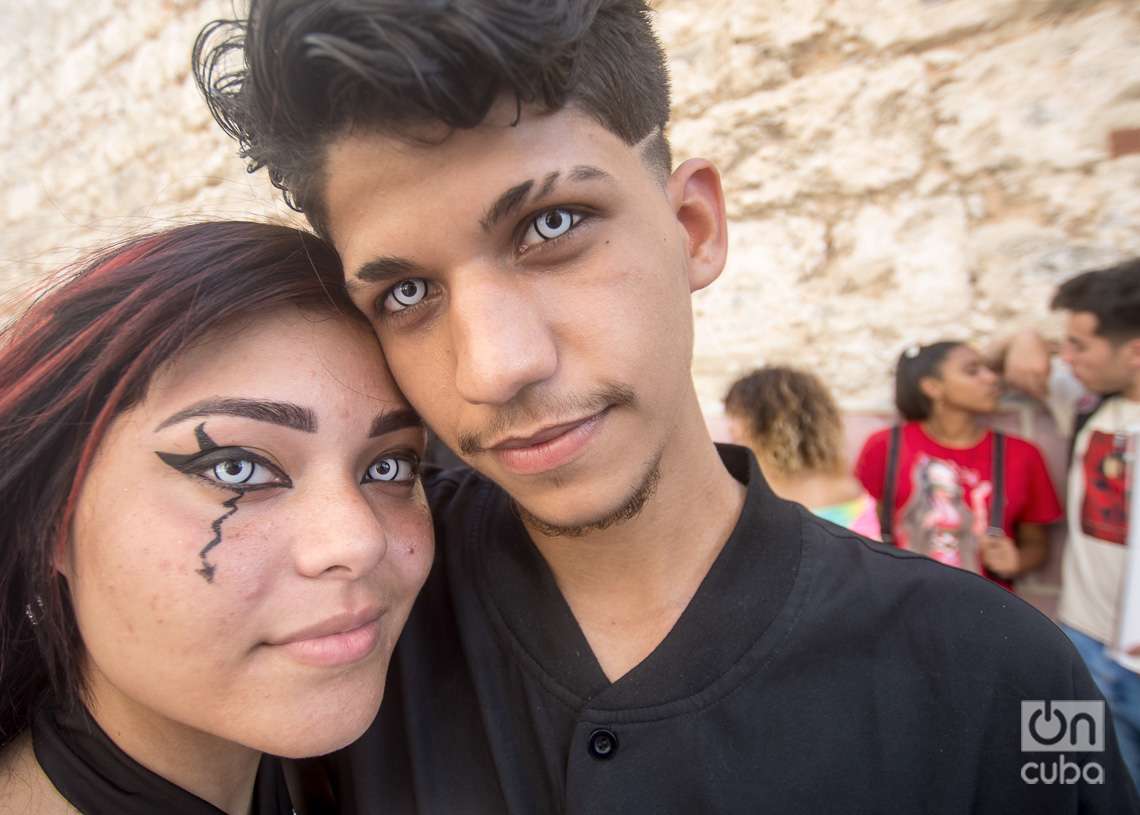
972, 215, 1132, 330
827, 0, 1024, 52
674, 57, 931, 212
692, 216, 829, 404
825, 195, 971, 328
933, 8, 1140, 175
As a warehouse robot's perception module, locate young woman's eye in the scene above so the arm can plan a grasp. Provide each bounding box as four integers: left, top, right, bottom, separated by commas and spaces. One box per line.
383, 279, 428, 313
364, 455, 419, 484
207, 458, 279, 487
521, 208, 583, 249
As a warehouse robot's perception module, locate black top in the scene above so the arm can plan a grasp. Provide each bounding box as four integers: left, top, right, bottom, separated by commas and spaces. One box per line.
33, 702, 293, 815
331, 444, 1140, 813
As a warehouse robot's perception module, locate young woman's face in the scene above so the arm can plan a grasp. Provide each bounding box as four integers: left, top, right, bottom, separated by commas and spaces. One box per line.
64, 306, 433, 758
927, 345, 1001, 416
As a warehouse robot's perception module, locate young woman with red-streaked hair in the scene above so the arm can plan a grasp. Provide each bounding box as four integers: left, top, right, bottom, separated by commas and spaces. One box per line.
0, 222, 433, 814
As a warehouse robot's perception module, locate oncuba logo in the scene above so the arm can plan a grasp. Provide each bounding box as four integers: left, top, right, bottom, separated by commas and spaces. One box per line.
1020, 701, 1105, 785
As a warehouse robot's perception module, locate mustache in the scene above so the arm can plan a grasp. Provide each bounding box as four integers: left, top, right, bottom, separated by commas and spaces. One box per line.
457, 383, 636, 456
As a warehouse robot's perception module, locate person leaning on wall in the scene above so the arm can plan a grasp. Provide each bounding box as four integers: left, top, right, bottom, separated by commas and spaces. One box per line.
1002, 258, 1140, 791
855, 340, 1063, 592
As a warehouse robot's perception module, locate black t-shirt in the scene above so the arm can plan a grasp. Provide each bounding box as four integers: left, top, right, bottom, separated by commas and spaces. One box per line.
330, 444, 1139, 813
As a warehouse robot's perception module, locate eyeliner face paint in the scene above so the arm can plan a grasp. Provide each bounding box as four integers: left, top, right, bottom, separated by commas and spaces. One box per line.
155, 422, 246, 583
67, 307, 436, 761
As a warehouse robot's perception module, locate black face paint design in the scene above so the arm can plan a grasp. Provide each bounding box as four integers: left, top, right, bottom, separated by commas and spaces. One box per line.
156, 422, 247, 583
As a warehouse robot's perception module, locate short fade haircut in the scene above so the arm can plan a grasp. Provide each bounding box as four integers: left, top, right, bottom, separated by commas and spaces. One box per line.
193, 0, 673, 237
1050, 258, 1140, 344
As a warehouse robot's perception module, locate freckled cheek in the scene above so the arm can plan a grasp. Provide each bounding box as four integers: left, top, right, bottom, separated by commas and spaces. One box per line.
216, 514, 290, 604
385, 505, 435, 593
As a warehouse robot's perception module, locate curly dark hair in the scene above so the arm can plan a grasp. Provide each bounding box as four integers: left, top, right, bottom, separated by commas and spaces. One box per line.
193, 0, 673, 237
1051, 258, 1140, 343
724, 367, 846, 477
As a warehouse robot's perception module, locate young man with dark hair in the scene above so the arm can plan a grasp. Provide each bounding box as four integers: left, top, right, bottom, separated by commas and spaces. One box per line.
196, 3, 1138, 811
1006, 258, 1140, 789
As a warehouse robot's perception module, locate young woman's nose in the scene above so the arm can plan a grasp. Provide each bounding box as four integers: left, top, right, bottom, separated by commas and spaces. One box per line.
290, 480, 390, 579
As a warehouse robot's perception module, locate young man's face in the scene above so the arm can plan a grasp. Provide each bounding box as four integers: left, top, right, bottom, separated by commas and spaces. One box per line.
1061, 311, 1139, 395
322, 101, 726, 531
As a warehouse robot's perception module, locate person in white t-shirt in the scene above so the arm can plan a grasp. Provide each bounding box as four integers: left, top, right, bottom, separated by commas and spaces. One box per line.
1005, 258, 1140, 789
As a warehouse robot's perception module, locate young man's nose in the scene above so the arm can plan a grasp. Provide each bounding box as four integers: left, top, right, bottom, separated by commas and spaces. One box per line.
449, 274, 558, 405
291, 480, 390, 579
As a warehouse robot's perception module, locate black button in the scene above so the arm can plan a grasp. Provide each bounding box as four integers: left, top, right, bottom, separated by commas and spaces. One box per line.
588, 728, 618, 760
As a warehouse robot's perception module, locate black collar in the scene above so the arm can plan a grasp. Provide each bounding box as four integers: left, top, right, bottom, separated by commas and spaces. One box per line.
472, 443, 804, 708
32, 702, 292, 815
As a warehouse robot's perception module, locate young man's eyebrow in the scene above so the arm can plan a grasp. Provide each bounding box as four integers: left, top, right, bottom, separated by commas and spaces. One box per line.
369, 407, 424, 438
156, 398, 317, 433
347, 166, 619, 288
348, 256, 431, 292
567, 165, 611, 184
479, 165, 614, 234
480, 179, 534, 233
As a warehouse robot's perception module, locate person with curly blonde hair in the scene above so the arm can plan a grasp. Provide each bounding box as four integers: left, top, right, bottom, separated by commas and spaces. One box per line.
724, 366, 880, 538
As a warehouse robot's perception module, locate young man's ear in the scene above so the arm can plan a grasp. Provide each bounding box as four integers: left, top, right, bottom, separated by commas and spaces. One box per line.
666, 158, 728, 293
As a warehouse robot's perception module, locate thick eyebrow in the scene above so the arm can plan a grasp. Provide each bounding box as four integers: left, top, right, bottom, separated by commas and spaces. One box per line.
347, 256, 431, 293
480, 179, 534, 233
568, 165, 611, 184
347, 165, 616, 288
479, 165, 614, 234
369, 407, 424, 438
156, 398, 317, 433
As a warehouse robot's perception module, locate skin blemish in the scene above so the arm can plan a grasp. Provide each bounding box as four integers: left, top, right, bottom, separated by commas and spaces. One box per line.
155, 422, 246, 584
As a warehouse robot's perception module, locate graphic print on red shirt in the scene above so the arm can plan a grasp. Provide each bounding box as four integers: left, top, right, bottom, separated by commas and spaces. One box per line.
854, 422, 1063, 587
1080, 430, 1129, 545
897, 455, 987, 572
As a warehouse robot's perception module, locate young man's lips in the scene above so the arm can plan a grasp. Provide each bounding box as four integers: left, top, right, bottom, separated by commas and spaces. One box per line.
489, 409, 608, 475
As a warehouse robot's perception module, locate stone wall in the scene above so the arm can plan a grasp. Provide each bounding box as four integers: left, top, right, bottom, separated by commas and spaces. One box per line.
3, 0, 1138, 412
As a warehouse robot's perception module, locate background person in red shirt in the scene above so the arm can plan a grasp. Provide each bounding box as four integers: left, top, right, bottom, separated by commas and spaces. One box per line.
856, 341, 1062, 589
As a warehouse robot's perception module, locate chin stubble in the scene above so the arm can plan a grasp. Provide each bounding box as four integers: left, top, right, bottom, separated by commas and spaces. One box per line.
514, 454, 662, 539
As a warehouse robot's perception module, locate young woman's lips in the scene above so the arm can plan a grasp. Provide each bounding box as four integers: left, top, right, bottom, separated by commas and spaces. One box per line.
273, 614, 383, 668
490, 409, 608, 476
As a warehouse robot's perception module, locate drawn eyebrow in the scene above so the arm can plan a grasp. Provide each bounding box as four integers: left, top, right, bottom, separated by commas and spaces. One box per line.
369, 407, 424, 439
156, 398, 317, 433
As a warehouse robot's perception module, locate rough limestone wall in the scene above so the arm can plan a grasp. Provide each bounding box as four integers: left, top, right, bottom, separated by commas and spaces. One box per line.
663, 0, 1140, 411
2, 1, 1139, 413
0, 0, 302, 314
